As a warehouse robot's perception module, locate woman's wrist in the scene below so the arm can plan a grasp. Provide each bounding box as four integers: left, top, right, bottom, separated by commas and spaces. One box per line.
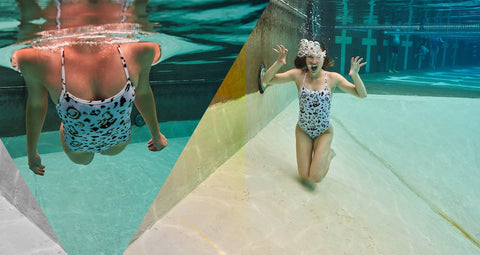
151, 131, 162, 139
27, 149, 37, 157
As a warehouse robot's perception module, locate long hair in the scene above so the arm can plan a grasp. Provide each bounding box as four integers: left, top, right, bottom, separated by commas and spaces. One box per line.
294, 41, 334, 70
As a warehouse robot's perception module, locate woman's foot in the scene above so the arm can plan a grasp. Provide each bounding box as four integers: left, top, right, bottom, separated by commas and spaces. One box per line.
330, 148, 336, 160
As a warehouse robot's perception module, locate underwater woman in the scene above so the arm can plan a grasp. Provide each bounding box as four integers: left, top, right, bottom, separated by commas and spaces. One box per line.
12, 40, 168, 175
262, 39, 367, 186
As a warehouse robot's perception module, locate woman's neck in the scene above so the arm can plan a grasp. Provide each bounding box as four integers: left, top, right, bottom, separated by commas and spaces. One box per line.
309, 69, 324, 79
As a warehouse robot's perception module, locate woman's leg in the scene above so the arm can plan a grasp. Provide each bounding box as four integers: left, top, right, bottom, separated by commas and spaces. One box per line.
59, 123, 94, 165
100, 135, 131, 156
295, 124, 313, 180
309, 126, 334, 183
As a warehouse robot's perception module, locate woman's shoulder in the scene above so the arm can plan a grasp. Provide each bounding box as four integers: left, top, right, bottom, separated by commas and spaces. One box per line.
122, 42, 161, 64
14, 47, 56, 63
128, 41, 160, 53
325, 71, 348, 88
13, 47, 57, 72
287, 69, 307, 86
287, 68, 305, 78
326, 71, 342, 80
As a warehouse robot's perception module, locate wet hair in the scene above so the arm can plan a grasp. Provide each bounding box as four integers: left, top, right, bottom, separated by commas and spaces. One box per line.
294, 41, 334, 70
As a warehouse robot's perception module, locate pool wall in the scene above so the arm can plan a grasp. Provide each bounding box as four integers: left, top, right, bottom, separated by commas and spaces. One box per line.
0, 140, 61, 247
316, 1, 478, 75
245, 0, 307, 139
128, 0, 309, 244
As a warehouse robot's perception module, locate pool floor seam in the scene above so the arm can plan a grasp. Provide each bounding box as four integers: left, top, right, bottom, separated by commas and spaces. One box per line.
332, 115, 480, 250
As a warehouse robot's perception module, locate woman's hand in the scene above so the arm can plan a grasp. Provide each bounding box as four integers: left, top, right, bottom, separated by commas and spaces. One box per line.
273, 45, 288, 65
349, 56, 367, 76
148, 133, 168, 151
28, 152, 45, 175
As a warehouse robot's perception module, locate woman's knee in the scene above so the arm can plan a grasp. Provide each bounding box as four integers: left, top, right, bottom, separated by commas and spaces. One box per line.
309, 170, 326, 183
309, 161, 329, 183
309, 171, 321, 183
298, 171, 309, 180
68, 153, 94, 165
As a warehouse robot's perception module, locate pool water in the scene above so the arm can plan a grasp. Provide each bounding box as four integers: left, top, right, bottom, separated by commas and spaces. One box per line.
6, 121, 193, 255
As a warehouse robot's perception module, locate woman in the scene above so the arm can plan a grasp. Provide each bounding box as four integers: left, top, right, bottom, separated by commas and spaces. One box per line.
262, 39, 367, 184
13, 41, 168, 175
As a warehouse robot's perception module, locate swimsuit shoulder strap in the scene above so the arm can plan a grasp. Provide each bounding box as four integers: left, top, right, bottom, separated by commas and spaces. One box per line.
116, 45, 131, 82
120, 0, 131, 23
324, 71, 329, 91
302, 72, 307, 88
60, 47, 66, 91
55, 0, 61, 30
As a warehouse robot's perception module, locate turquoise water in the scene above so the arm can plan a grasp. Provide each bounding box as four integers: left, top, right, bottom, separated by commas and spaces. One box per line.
353, 66, 480, 98
4, 121, 196, 255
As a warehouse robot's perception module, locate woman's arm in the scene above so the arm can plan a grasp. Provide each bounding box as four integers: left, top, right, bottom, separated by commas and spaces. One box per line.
334, 56, 367, 98
18, 52, 48, 175
261, 45, 296, 86
133, 43, 167, 151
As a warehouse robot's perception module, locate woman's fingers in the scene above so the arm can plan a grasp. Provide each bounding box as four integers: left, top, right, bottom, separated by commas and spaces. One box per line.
273, 45, 288, 54
274, 45, 288, 65
351, 56, 366, 65
33, 164, 45, 175
350, 56, 367, 74
36, 167, 45, 175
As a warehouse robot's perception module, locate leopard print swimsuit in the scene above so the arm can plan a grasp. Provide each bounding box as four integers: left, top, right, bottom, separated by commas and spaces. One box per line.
298, 72, 331, 139
56, 45, 135, 153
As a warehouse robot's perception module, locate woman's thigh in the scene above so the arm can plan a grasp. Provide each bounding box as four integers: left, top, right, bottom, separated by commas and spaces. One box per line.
59, 123, 94, 165
295, 124, 313, 179
309, 125, 334, 182
100, 135, 132, 156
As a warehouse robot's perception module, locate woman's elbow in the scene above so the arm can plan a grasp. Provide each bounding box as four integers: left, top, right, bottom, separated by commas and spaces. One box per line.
26, 99, 48, 113
358, 93, 367, 98
353, 90, 367, 98
135, 85, 153, 98
261, 77, 271, 85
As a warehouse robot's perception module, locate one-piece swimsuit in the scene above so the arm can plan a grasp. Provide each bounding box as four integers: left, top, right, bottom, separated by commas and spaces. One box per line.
298, 72, 331, 139
56, 45, 135, 153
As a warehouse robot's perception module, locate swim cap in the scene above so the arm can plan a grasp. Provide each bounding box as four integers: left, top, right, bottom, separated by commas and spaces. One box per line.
297, 39, 326, 58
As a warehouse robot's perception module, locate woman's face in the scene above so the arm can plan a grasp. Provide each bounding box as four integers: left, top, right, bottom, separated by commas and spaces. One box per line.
306, 52, 325, 74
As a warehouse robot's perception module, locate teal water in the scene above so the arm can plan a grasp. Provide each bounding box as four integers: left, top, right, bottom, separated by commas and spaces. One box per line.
355, 66, 480, 98
4, 121, 195, 255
